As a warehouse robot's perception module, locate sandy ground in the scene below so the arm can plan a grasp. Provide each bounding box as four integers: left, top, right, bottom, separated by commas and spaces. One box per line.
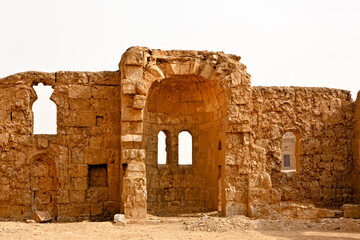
0, 216, 359, 240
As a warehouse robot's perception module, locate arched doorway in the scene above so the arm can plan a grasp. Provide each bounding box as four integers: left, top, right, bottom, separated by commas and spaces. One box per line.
29, 154, 58, 220
144, 75, 227, 215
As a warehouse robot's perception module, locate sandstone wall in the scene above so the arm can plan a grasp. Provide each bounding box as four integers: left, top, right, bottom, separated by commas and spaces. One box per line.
1, 47, 358, 221
119, 47, 253, 218
251, 87, 354, 209
0, 71, 121, 221
144, 76, 225, 214
353, 92, 360, 202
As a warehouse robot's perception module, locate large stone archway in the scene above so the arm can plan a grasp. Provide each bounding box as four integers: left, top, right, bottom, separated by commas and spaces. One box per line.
119, 47, 252, 218
144, 74, 227, 215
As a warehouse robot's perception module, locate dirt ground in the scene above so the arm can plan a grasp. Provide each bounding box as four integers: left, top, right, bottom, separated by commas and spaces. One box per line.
0, 216, 359, 240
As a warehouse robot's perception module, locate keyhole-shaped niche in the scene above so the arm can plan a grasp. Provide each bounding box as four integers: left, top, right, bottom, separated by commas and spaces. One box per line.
32, 83, 57, 134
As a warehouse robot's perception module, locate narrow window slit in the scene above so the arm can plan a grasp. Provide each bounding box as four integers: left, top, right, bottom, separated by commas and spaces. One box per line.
157, 131, 167, 165
178, 131, 192, 165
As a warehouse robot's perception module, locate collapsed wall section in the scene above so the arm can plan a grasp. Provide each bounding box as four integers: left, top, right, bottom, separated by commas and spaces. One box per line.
251, 86, 354, 216
0, 71, 121, 221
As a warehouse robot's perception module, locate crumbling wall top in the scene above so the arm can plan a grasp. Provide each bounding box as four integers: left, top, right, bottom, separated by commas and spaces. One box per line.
119, 46, 246, 73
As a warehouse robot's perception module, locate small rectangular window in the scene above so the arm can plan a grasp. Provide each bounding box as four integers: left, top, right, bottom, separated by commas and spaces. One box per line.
88, 164, 108, 187
283, 154, 290, 167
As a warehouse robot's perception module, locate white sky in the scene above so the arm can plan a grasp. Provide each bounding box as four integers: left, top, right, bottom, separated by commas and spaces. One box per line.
0, 0, 359, 99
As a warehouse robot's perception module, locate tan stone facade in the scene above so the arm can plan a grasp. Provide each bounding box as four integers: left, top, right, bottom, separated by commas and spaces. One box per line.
0, 47, 359, 221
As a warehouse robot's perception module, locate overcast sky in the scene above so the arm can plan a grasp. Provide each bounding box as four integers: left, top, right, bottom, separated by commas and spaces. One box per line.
1, 0, 359, 99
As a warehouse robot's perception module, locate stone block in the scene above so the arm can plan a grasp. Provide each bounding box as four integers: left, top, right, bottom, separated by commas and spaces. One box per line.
121, 134, 142, 143
58, 190, 70, 204
181, 90, 202, 102
114, 214, 126, 226
68, 164, 88, 178
343, 204, 360, 218
0, 133, 9, 147
136, 81, 149, 95
179, 61, 190, 75
123, 50, 144, 66
91, 204, 103, 216
190, 59, 201, 75
68, 85, 91, 99
76, 111, 96, 127
124, 206, 147, 219
124, 66, 143, 80
165, 63, 179, 76
133, 95, 146, 109
199, 64, 214, 79
104, 201, 118, 215
127, 162, 146, 172
122, 121, 143, 135
37, 138, 48, 149
70, 190, 86, 203
74, 177, 88, 190
0, 185, 9, 201
122, 79, 136, 95
89, 137, 103, 149
32, 210, 52, 223
148, 65, 165, 81
57, 71, 88, 85
71, 148, 84, 164
121, 107, 143, 121
122, 149, 145, 162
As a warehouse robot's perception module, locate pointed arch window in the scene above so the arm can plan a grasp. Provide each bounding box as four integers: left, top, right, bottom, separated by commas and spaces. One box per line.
32, 83, 57, 134
157, 131, 167, 165
178, 131, 192, 165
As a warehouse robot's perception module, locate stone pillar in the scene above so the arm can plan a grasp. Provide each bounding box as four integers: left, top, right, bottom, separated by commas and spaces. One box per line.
119, 48, 148, 218
121, 149, 147, 218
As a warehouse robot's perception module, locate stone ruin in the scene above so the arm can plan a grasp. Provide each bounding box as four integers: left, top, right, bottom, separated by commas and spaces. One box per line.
0, 46, 359, 221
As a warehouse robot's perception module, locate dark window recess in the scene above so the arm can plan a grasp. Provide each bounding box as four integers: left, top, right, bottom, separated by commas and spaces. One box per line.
283, 154, 290, 167
88, 164, 108, 187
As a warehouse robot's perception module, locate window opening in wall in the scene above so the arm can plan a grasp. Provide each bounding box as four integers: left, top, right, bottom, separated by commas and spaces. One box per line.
32, 83, 57, 134
157, 131, 167, 165
178, 131, 192, 165
283, 154, 290, 167
88, 164, 108, 187
281, 132, 297, 172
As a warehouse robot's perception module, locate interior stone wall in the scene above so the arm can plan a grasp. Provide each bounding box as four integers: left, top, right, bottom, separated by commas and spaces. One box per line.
251, 87, 354, 209
144, 76, 225, 215
0, 71, 121, 221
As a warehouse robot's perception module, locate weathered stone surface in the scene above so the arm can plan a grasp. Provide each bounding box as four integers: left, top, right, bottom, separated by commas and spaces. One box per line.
0, 46, 359, 222
114, 214, 126, 226
343, 204, 360, 218
133, 95, 146, 109
32, 211, 52, 223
